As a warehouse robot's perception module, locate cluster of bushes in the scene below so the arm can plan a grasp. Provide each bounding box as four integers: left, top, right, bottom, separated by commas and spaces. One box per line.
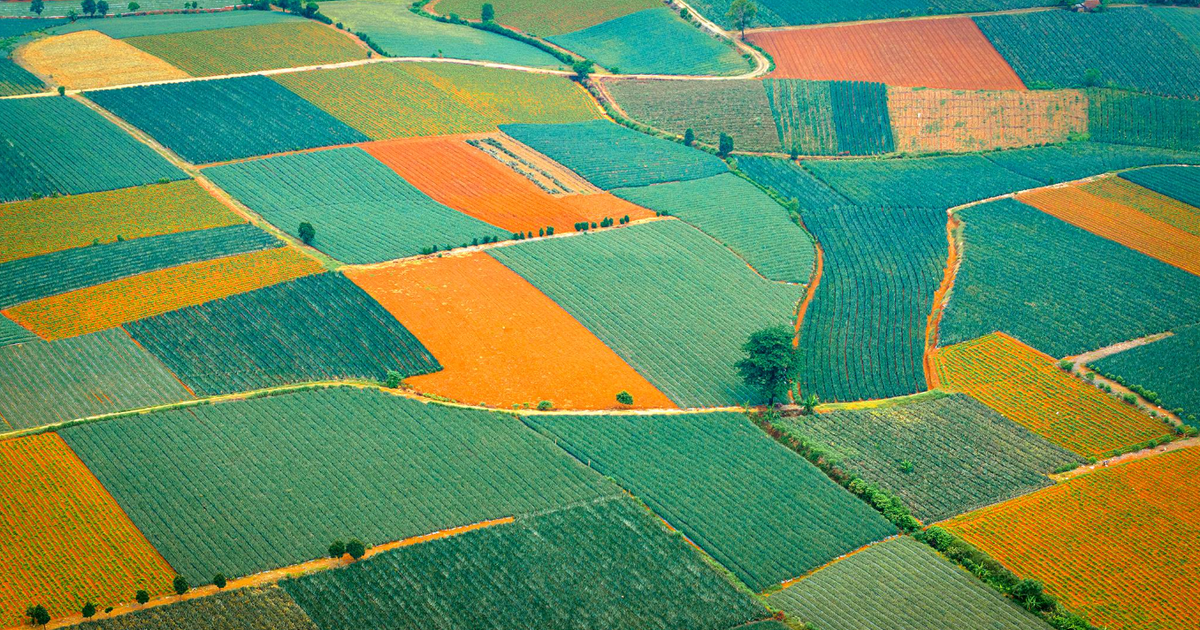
25, 573, 235, 627
573, 216, 629, 231
328, 538, 367, 560
419, 233, 508, 255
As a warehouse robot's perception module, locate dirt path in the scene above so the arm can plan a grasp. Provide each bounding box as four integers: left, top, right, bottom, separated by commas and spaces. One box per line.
1050, 437, 1200, 482
923, 212, 963, 388
1067, 332, 1173, 365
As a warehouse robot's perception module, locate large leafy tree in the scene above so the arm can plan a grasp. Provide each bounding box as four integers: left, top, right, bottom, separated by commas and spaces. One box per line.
735, 325, 802, 404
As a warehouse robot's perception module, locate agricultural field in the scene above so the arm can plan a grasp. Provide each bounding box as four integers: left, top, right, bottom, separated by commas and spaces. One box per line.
749, 18, 1024, 90
1154, 5, 1200, 52
765, 79, 894, 155
0, 433, 176, 627
60, 387, 615, 582
736, 155, 849, 210
125, 273, 440, 395
501, 119, 729, 189
525, 412, 895, 590
887, 87, 1087, 154
0, 0, 225, 16
803, 154, 1040, 208
0, 95, 185, 203
769, 536, 1051, 630
433, 0, 658, 36
603, 78, 782, 152
15, 30, 189, 89
776, 393, 1079, 523
940, 199, 1200, 357
0, 57, 45, 97
611, 173, 816, 283
85, 75, 369, 164
281, 496, 771, 630
694, 0, 1056, 28
345, 252, 676, 410
981, 141, 1200, 185
547, 7, 748, 76
0, 16, 63, 33
490, 220, 804, 407
932, 333, 1173, 458
1082, 175, 1200, 237
205, 147, 506, 263
1122, 165, 1200, 211
0, 316, 35, 348
66, 587, 318, 630
1091, 323, 1200, 427
47, 9, 299, 38
944, 445, 1200, 630
1087, 90, 1200, 152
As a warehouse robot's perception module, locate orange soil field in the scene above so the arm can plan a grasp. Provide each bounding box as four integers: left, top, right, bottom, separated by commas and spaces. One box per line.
749, 18, 1024, 90
944, 445, 1200, 630
888, 87, 1087, 153
1018, 183, 1200, 277
931, 332, 1172, 458
0, 433, 175, 627
345, 252, 676, 410
0, 181, 243, 265
363, 135, 654, 233
16, 30, 189, 89
1080, 176, 1200, 237
4, 247, 323, 340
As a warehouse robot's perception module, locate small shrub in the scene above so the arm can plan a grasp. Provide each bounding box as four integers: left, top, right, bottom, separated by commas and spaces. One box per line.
135, 590, 149, 605
82, 602, 96, 619
384, 370, 402, 388
536, 400, 553, 411
173, 576, 189, 596
297, 221, 315, 245
616, 391, 634, 405
328, 539, 345, 558
213, 573, 227, 589
346, 538, 366, 560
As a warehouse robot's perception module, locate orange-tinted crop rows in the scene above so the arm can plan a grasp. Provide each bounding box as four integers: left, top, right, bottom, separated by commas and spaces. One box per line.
931, 332, 1171, 457
363, 136, 654, 234
4, 247, 323, 340
750, 18, 1025, 90
1019, 183, 1200, 277
1081, 176, 1200, 238
944, 445, 1200, 630
345, 251, 676, 410
0, 433, 175, 626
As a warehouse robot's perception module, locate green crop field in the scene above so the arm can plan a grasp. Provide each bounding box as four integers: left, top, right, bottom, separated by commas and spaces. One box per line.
0, 58, 44, 97
776, 393, 1079, 522
765, 79, 894, 156
982, 141, 1200, 185
125, 273, 440, 395
281, 496, 771, 630
1088, 90, 1200, 152
1154, 6, 1200, 52
490, 220, 803, 406
85, 76, 368, 164
205, 148, 506, 263
0, 328, 191, 431
1122, 166, 1200, 209
770, 536, 1052, 630
691, 0, 1056, 28
611, 173, 816, 283
941, 198, 1200, 357
974, 7, 1200, 98
0, 17, 62, 34
524, 412, 895, 591
1092, 323, 1200, 427
68, 587, 317, 630
0, 96, 185, 203
736, 155, 849, 211
47, 9, 298, 38
603, 79, 782, 152
0, 0, 220, 16
0, 316, 34, 348
804, 155, 1040, 208
433, 0, 658, 36
796, 204, 946, 401
60, 386, 614, 582
500, 120, 728, 189
548, 8, 748, 76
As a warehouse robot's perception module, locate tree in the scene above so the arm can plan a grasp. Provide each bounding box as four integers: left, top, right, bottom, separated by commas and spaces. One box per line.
328, 540, 346, 558
297, 221, 315, 244
26, 605, 50, 626
97, 0, 109, 16
536, 400, 553, 411
66, 8, 78, 20
718, 133, 734, 157
81, 0, 96, 16
384, 370, 402, 388
30, 0, 44, 14
726, 0, 757, 39
616, 390, 633, 405
82, 602, 97, 619
1083, 67, 1102, 87
57, 86, 65, 96
346, 538, 366, 560
302, 0, 318, 16
135, 590, 150, 605
571, 58, 593, 81
683, 128, 695, 146
481, 2, 493, 21
128, 1, 139, 10
799, 392, 818, 414
734, 326, 801, 404
213, 573, 227, 589
173, 576, 189, 596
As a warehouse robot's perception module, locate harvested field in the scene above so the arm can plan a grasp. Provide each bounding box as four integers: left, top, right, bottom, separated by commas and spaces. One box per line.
603, 78, 782, 152
931, 333, 1172, 458
944, 445, 1200, 630
750, 18, 1024, 90
1083, 175, 1200, 237
0, 433, 176, 627
434, 0, 658, 36
345, 252, 675, 410
65, 587, 318, 630
16, 30, 189, 89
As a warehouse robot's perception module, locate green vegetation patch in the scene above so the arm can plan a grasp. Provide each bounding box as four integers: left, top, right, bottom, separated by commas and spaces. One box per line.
1092, 323, 1200, 427
65, 587, 317, 630
941, 198, 1200, 357
982, 142, 1200, 185
776, 393, 1080, 522
0, 16, 64, 35
1121, 166, 1200, 209
1088, 90, 1200, 153
205, 148, 506, 264
489, 220, 803, 406
524, 412, 895, 591
804, 155, 1039, 208
0, 315, 34, 348
85, 75, 368, 164
1153, 6, 1200, 53
49, 9, 299, 38
770, 537, 1052, 630
61, 387, 613, 582
0, 0, 222, 16
696, 0, 1055, 28
604, 78, 781, 152
125, 273, 440, 395
736, 155, 849, 211
0, 96, 185, 203
612, 173, 815, 283
281, 496, 770, 630
434, 0, 659, 36
548, 7, 747, 76
765, 79, 893, 156
0, 58, 44, 97
0, 328, 191, 431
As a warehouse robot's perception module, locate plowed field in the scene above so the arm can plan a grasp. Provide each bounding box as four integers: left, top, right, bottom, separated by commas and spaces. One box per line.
17, 30, 189, 89
888, 87, 1086, 153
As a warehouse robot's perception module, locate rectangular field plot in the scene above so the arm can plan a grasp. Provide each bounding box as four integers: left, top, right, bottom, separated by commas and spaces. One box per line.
500, 120, 728, 189
1079, 175, 1200, 237
0, 328, 192, 431
769, 537, 1050, 630
932, 333, 1172, 458
205, 147, 506, 263
0, 96, 185, 203
1122, 166, 1200, 212
345, 252, 675, 410
280, 496, 770, 630
736, 155, 849, 211
1092, 323, 1200, 427
524, 413, 895, 591
750, 18, 1024, 90
0, 433, 177, 627
125, 21, 366, 76
707, 0, 1055, 28
777, 394, 1079, 523
16, 30, 190, 90
944, 445, 1200, 630
796, 204, 946, 401
433, 0, 657, 36
804, 154, 1040, 208
272, 62, 599, 141
50, 9, 301, 38
63, 587, 318, 630
126, 273, 439, 395
1087, 90, 1200, 152
60, 387, 615, 582
85, 75, 368, 164
765, 79, 894, 155
939, 199, 1200, 357
612, 173, 816, 283
983, 142, 1200, 185
489, 220, 804, 406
